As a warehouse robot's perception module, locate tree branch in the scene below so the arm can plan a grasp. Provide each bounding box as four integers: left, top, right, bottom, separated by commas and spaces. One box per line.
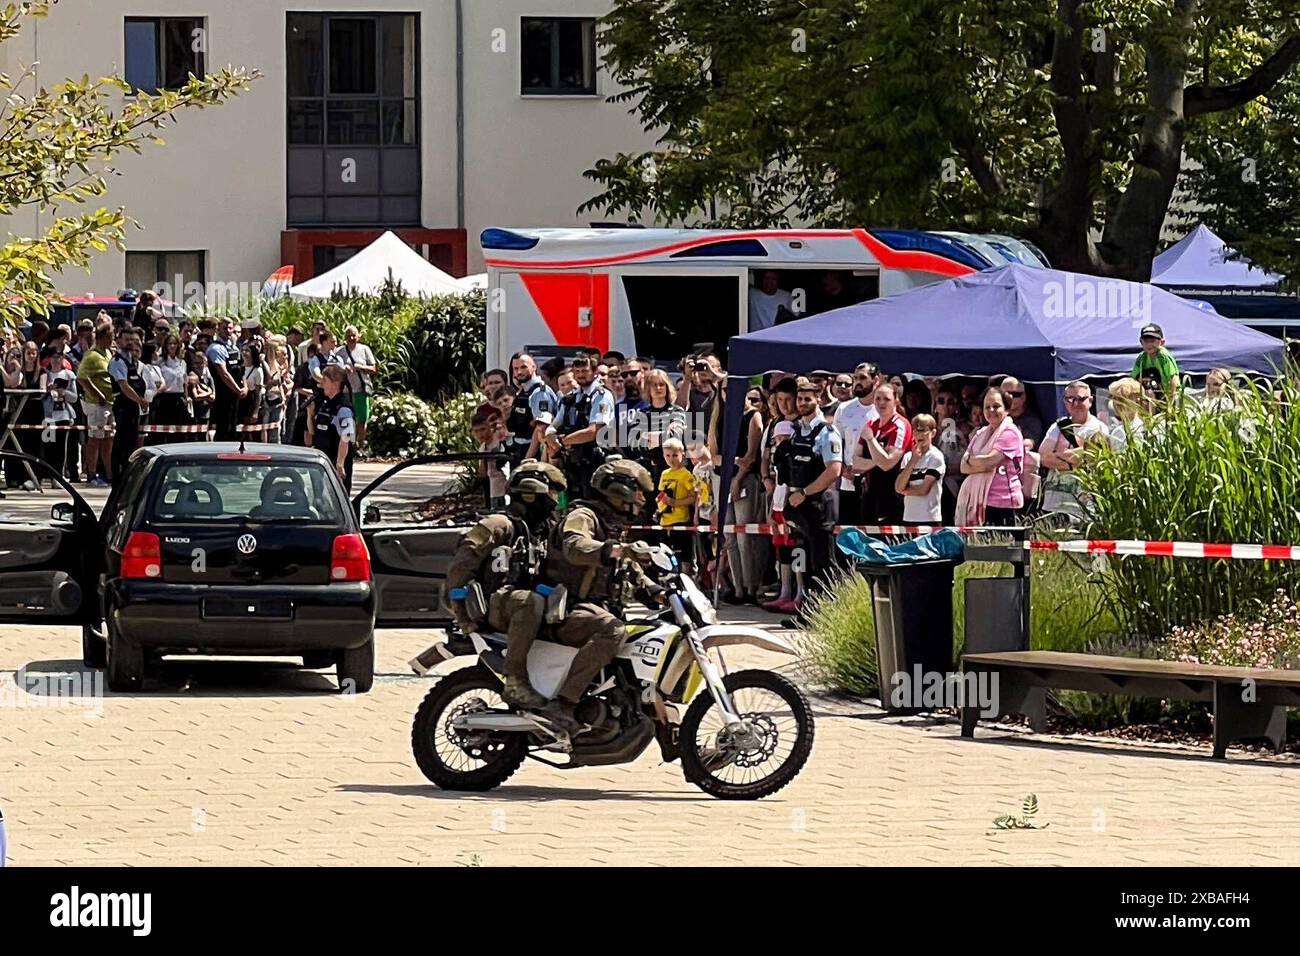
1185, 34, 1300, 116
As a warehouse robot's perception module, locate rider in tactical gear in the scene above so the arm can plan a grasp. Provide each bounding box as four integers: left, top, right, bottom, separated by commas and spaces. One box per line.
540, 457, 661, 733
409, 462, 567, 711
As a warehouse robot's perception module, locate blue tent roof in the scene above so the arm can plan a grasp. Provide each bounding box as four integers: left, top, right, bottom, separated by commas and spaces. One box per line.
728, 263, 1285, 382
1151, 224, 1283, 290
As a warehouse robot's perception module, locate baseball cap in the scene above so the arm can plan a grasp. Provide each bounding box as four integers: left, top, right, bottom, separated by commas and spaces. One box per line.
773, 421, 795, 438
1139, 323, 1163, 339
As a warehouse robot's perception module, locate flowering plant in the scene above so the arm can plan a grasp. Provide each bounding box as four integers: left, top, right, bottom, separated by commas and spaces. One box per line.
367, 391, 478, 459
1162, 590, 1300, 669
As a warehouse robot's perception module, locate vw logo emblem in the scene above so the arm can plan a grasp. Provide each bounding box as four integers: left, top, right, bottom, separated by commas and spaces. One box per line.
237, 534, 257, 555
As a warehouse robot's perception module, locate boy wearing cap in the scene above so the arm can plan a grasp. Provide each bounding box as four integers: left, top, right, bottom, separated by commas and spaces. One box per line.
1132, 324, 1180, 400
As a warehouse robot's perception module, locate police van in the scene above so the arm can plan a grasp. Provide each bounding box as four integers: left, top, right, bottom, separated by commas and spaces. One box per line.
481, 226, 1048, 367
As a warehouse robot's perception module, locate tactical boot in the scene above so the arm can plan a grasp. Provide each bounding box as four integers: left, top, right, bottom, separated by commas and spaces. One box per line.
539, 699, 585, 736
501, 676, 548, 711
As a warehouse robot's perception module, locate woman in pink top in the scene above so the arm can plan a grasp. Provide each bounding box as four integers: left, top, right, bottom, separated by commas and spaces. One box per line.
956, 387, 1024, 526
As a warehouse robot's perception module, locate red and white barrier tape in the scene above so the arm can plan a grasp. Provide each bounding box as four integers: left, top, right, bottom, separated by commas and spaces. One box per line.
1026, 539, 1300, 562
626, 523, 1300, 562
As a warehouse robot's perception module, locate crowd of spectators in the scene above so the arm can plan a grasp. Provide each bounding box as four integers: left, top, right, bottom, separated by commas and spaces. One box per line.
0, 299, 377, 491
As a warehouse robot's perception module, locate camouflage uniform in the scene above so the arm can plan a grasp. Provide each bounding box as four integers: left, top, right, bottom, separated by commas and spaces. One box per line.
543, 498, 659, 703
446, 512, 549, 683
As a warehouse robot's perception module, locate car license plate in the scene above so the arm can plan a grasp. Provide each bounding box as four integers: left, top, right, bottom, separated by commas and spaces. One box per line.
201, 597, 295, 620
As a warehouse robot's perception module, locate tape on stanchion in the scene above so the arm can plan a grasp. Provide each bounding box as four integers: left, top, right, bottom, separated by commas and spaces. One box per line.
1026, 539, 1300, 562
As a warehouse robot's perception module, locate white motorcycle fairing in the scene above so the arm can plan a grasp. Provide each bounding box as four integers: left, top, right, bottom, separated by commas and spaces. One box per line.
471, 632, 579, 701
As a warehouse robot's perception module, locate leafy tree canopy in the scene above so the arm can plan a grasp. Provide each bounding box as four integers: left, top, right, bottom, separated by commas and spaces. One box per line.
0, 1, 258, 322
585, 0, 1300, 283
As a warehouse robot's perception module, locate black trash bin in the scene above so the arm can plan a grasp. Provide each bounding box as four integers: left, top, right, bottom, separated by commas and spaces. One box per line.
860, 558, 961, 713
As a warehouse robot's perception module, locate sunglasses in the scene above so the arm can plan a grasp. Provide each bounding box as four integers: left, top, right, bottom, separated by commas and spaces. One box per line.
1064, 395, 1091, 404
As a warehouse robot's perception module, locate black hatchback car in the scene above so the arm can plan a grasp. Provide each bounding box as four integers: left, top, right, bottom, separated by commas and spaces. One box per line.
0, 448, 493, 693
0, 445, 374, 692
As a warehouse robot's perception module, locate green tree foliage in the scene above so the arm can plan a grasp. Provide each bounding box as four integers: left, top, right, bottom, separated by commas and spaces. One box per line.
0, 1, 257, 322
587, 0, 1300, 281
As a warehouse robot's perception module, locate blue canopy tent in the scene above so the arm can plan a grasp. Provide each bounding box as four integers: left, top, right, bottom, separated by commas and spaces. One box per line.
714, 264, 1285, 557
1151, 223, 1300, 334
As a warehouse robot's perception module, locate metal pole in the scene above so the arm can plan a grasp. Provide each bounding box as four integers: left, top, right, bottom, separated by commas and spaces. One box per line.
454, 0, 465, 231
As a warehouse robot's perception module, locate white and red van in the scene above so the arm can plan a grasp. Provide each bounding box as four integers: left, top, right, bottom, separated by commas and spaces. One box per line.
480, 226, 1047, 367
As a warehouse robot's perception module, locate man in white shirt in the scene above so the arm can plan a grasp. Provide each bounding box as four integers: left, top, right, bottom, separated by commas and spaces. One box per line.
1040, 380, 1106, 515
832, 361, 881, 525
747, 270, 794, 332
341, 325, 377, 446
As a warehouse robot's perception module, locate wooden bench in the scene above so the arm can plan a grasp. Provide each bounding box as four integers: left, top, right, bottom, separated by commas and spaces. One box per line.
961, 651, 1300, 758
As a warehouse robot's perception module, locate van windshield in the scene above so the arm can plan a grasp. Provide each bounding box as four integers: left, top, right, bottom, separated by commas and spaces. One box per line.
149, 462, 345, 523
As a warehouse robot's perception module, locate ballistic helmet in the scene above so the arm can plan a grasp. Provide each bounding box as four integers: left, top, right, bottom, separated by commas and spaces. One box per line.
589, 458, 654, 513
509, 461, 566, 500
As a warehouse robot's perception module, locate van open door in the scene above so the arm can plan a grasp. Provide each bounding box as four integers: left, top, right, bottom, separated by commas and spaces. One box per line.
611, 265, 748, 366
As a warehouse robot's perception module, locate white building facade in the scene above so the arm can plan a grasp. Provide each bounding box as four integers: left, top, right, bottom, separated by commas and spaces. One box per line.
0, 1, 652, 298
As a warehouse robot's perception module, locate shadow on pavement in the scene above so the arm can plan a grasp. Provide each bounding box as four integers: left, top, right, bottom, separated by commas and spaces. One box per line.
337, 782, 719, 803
14, 657, 344, 697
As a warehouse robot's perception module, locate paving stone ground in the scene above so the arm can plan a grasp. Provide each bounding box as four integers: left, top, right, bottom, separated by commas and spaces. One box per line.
3, 620, 1300, 866
2, 462, 1299, 865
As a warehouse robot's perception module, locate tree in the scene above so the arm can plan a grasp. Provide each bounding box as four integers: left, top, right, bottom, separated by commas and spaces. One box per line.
0, 1, 258, 322
584, 0, 1300, 282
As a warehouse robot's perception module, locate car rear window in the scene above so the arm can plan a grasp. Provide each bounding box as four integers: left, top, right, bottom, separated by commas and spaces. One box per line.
149, 462, 346, 523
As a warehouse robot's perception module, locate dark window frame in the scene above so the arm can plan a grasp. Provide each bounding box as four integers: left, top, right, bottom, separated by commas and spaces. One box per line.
286, 11, 421, 228
124, 16, 207, 93
520, 16, 598, 96
125, 250, 208, 291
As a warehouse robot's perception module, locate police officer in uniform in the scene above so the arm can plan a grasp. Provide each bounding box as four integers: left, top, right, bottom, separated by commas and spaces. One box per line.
541, 458, 660, 733
545, 354, 615, 499
107, 329, 149, 479
410, 462, 568, 708
506, 351, 557, 466
785, 377, 843, 593
207, 318, 247, 441
306, 366, 356, 490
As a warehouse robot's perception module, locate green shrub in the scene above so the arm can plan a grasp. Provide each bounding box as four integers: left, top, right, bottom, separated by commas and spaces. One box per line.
1081, 380, 1300, 639
367, 391, 479, 459
222, 286, 485, 401
796, 569, 878, 696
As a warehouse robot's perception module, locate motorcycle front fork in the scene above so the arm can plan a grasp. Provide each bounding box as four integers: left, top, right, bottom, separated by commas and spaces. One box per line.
686, 632, 741, 724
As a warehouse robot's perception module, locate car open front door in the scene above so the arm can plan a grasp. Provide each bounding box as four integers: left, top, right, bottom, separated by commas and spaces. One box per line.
353, 456, 493, 627
0, 452, 101, 624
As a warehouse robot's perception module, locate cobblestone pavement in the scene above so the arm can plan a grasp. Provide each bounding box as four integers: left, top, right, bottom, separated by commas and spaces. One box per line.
2, 462, 1299, 865
3, 617, 1300, 866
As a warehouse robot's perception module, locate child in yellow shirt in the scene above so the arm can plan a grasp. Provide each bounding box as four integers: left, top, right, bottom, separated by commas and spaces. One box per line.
656, 438, 696, 571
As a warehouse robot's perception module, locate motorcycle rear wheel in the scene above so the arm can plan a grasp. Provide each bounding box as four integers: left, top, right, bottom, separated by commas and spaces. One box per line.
680, 669, 814, 800
412, 665, 528, 791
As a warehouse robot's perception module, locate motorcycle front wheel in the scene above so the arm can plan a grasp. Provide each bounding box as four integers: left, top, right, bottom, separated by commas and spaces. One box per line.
680, 669, 815, 800
411, 665, 528, 791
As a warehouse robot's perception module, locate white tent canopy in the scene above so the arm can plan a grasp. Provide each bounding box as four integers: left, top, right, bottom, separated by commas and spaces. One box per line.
288, 231, 465, 300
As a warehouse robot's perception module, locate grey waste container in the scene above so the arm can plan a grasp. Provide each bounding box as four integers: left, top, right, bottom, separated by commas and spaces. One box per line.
860, 558, 961, 713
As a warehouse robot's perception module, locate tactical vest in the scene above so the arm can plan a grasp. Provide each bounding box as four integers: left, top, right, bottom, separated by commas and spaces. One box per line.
111, 354, 146, 405
543, 501, 620, 604
788, 420, 827, 490
480, 513, 548, 593
508, 380, 545, 449
313, 391, 353, 457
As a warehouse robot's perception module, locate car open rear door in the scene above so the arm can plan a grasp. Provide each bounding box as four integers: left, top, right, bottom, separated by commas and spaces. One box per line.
353, 456, 494, 627
0, 452, 101, 624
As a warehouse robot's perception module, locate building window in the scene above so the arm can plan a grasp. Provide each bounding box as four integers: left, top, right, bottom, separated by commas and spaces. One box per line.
521, 17, 597, 95
124, 17, 206, 92
287, 12, 420, 227
126, 251, 206, 297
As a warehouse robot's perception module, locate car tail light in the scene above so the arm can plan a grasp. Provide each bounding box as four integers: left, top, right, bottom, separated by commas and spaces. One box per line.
331, 534, 371, 582
121, 532, 163, 580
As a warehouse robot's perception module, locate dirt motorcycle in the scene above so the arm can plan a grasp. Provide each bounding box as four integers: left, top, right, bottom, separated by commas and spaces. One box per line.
411, 543, 815, 799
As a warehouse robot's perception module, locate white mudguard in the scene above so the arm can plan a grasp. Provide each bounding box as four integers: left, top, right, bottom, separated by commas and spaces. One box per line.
696, 624, 798, 656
